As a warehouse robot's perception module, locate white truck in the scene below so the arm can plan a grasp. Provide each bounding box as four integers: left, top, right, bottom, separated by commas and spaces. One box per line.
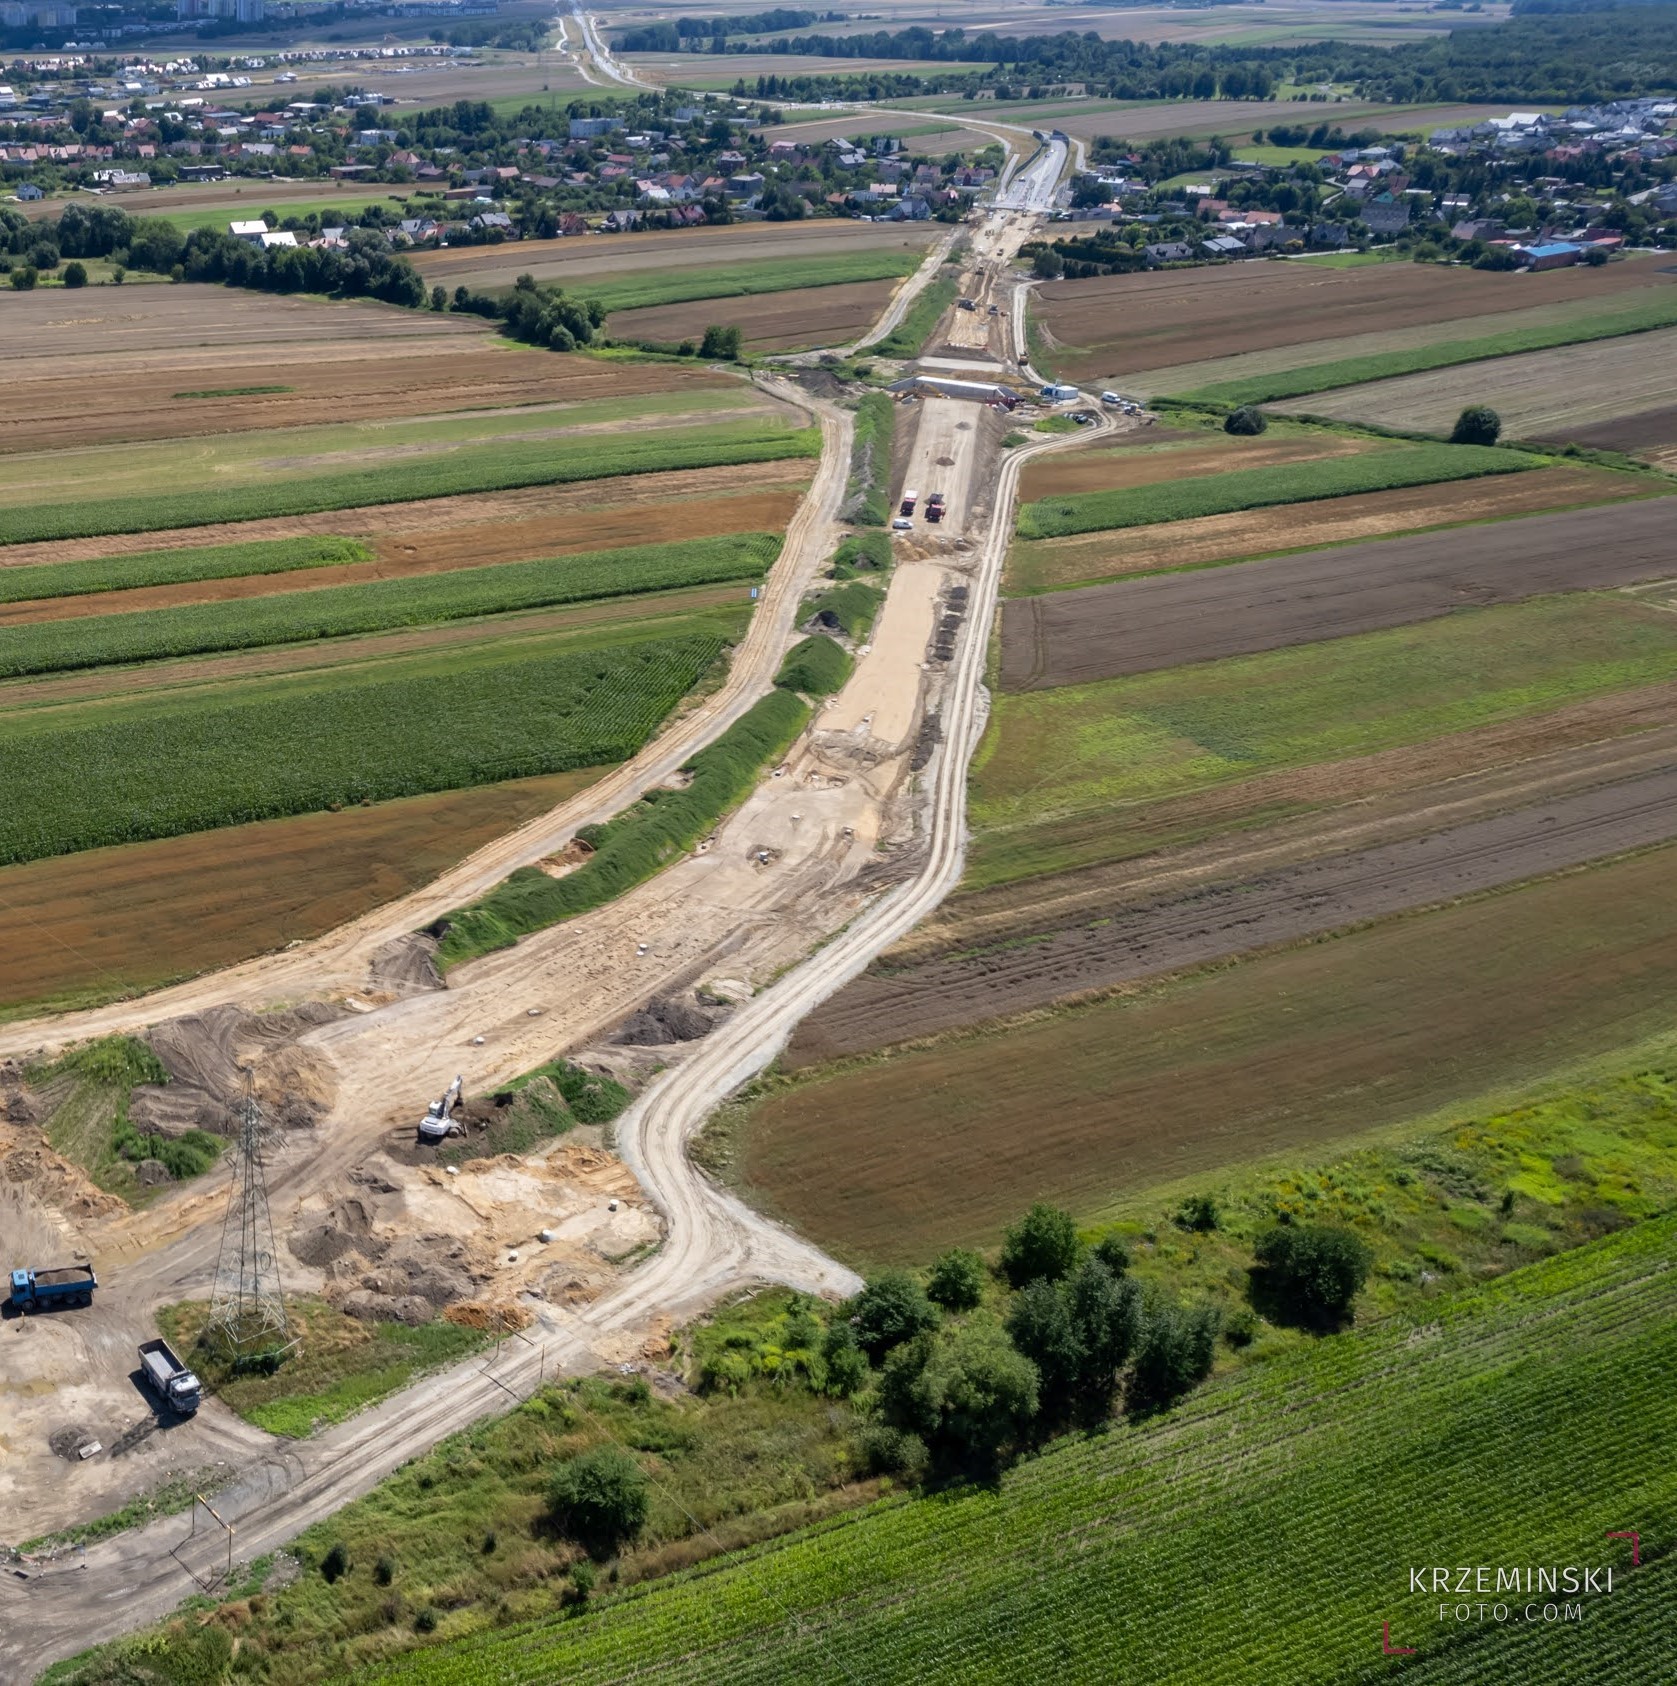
139, 1338, 203, 1415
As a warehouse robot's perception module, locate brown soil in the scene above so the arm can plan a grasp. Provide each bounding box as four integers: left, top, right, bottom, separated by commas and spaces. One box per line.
744, 841, 1677, 1264
788, 732, 1677, 1066
0, 490, 803, 624
1537, 402, 1677, 469
1016, 431, 1367, 501
1008, 465, 1650, 594
0, 459, 812, 572
1000, 495, 1677, 691
1035, 258, 1675, 382
607, 278, 903, 353
0, 768, 602, 1018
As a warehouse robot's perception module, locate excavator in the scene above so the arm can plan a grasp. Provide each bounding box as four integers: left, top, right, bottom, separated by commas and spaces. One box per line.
417, 1074, 465, 1144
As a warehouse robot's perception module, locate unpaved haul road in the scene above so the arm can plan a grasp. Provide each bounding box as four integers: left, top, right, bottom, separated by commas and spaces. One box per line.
0, 119, 1073, 1681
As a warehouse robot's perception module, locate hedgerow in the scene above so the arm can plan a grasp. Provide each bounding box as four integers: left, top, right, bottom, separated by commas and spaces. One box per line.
846, 392, 896, 526
0, 628, 725, 865
435, 688, 809, 970
1015, 442, 1534, 539
0, 534, 781, 679
775, 634, 854, 697
0, 536, 371, 606
0, 421, 821, 545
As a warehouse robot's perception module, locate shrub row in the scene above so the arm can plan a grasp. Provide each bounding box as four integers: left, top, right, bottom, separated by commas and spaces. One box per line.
775, 633, 854, 697
0, 533, 781, 679
1016, 442, 1534, 539
809, 579, 887, 640
0, 421, 822, 545
847, 392, 896, 526
0, 536, 371, 606
434, 687, 811, 970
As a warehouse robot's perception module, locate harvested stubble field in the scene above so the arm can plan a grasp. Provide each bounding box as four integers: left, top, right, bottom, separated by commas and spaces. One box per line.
410, 218, 940, 294
1000, 496, 1677, 690
1277, 325, 1677, 449
1032, 254, 1672, 386
752, 840, 1677, 1262
0, 769, 602, 1017
1008, 463, 1651, 594
607, 277, 907, 352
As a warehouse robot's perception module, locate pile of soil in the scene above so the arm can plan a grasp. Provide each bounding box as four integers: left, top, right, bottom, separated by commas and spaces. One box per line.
288, 1195, 385, 1270
333, 1234, 481, 1325
613, 993, 720, 1047
0, 1059, 36, 1125
48, 1426, 96, 1461
367, 933, 442, 997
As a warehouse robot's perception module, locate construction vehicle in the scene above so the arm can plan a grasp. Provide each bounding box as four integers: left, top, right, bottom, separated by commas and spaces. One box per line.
9, 1264, 96, 1312
926, 491, 947, 523
138, 1338, 202, 1415
417, 1074, 465, 1144
899, 488, 919, 517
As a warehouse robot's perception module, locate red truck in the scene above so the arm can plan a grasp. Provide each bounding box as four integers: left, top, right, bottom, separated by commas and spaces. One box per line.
926, 492, 947, 524
899, 488, 919, 517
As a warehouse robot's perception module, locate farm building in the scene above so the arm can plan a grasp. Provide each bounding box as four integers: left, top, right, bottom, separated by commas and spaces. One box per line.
1514, 241, 1584, 270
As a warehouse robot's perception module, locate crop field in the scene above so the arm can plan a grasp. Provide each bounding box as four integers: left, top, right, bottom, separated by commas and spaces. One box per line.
0, 534, 780, 678
0, 415, 819, 545
1012, 441, 1530, 540
1276, 325, 1677, 449
1007, 463, 1652, 594
621, 51, 991, 88
1031, 252, 1673, 386
0, 616, 736, 866
1000, 495, 1677, 689
574, 250, 921, 317
409, 218, 941, 294
0, 536, 370, 605
353, 1217, 1676, 1683
0, 773, 608, 1017
609, 278, 908, 352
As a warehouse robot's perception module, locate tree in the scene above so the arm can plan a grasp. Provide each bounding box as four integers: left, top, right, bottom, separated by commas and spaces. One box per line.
1224, 405, 1267, 436
1032, 246, 1065, 279
1253, 1223, 1372, 1327
1451, 404, 1502, 446
1583, 244, 1608, 267
850, 1269, 939, 1363
547, 1445, 649, 1554
62, 260, 87, 288
926, 1248, 986, 1312
1065, 1256, 1142, 1409
820, 1320, 870, 1396
1004, 1279, 1084, 1417
879, 1317, 1040, 1473
1127, 1298, 1220, 1416
699, 322, 743, 359
999, 1202, 1082, 1289
10, 265, 38, 291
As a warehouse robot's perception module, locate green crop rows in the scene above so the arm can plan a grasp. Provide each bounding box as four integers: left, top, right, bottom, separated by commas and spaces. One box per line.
0, 534, 781, 679
0, 626, 727, 865
580, 251, 919, 317
351, 1214, 1677, 1684
1016, 442, 1533, 539
0, 536, 370, 606
436, 688, 809, 970
1180, 288, 1677, 406
0, 421, 820, 545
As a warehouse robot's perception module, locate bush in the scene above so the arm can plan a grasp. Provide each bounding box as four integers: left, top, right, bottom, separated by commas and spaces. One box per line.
1451, 404, 1502, 446
10, 264, 38, 291
374, 1554, 395, 1587
851, 1270, 940, 1363
775, 634, 853, 697
1224, 404, 1267, 436
699, 322, 743, 359
1091, 1235, 1131, 1276
569, 1559, 597, 1603
1175, 1194, 1220, 1233
1127, 1298, 1220, 1416
321, 1542, 349, 1583
1000, 1202, 1082, 1289
926, 1248, 986, 1313
821, 1321, 870, 1396
62, 259, 87, 288
414, 1606, 439, 1634
1253, 1223, 1373, 1327
547, 1445, 650, 1554
857, 1421, 929, 1479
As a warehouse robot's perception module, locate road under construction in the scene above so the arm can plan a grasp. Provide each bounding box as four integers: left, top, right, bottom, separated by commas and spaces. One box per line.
0, 33, 1088, 1679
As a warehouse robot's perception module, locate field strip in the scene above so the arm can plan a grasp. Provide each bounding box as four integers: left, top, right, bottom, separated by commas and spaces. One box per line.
576, 249, 922, 316
1000, 496, 1677, 688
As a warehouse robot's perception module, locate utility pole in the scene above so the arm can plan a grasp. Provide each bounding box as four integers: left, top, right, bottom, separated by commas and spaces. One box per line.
207, 1070, 295, 1363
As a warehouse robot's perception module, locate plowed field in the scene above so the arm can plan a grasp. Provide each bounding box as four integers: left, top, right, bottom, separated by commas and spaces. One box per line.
1015, 430, 1365, 500
1034, 256, 1673, 385
1000, 496, 1677, 689
1007, 464, 1650, 594
1548, 402, 1677, 470
606, 278, 904, 352
0, 768, 602, 1017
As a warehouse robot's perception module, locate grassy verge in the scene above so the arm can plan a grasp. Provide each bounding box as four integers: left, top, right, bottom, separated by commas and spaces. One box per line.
873, 275, 960, 360
582, 250, 920, 316
0, 534, 780, 679
0, 536, 371, 606
1015, 440, 1531, 539
434, 687, 810, 970
1179, 287, 1677, 406
0, 421, 821, 545
775, 634, 853, 697
156, 1298, 490, 1440
18, 1468, 232, 1554
845, 391, 895, 525
0, 620, 732, 867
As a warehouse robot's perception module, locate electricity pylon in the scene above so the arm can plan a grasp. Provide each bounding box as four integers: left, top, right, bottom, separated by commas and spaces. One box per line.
207, 1070, 294, 1361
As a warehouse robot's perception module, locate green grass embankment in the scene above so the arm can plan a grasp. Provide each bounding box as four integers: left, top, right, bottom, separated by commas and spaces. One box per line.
873, 275, 959, 360
846, 392, 896, 526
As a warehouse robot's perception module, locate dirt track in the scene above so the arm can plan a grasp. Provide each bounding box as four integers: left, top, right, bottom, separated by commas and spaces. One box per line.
787, 750, 1677, 1065
1000, 495, 1677, 690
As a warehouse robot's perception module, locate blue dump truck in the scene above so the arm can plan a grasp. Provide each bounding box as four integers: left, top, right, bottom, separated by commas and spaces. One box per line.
9, 1263, 97, 1311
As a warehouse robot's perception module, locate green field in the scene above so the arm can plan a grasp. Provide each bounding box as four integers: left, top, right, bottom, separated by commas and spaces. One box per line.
0, 534, 779, 678
1180, 287, 1677, 406
0, 616, 739, 865
346, 1214, 1677, 1684
0, 419, 819, 545
0, 535, 370, 606
130, 190, 409, 233
1013, 441, 1532, 541
971, 594, 1677, 884
580, 250, 921, 316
